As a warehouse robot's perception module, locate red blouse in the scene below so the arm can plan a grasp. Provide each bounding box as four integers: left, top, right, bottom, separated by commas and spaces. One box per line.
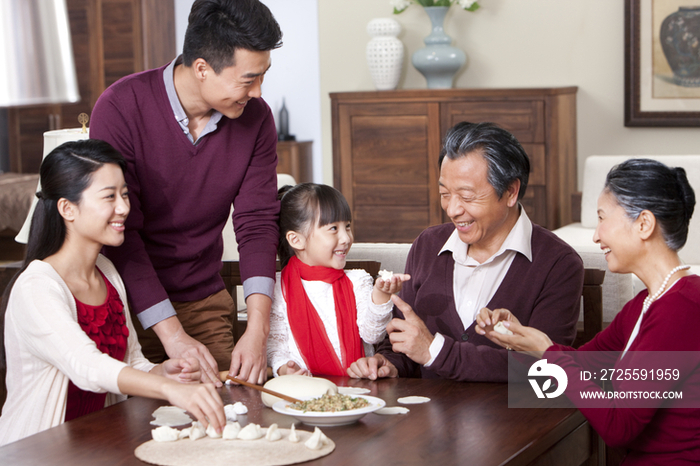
64, 271, 129, 421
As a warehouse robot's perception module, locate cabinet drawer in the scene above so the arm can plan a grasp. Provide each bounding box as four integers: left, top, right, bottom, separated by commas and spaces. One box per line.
443, 100, 545, 143
354, 206, 430, 243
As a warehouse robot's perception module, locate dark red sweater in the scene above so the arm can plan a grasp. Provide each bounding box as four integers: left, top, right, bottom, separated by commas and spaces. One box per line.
91, 64, 279, 315
547, 275, 700, 465
380, 222, 584, 382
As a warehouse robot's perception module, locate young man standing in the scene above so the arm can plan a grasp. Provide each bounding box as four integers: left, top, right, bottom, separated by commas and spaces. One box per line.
90, 0, 283, 385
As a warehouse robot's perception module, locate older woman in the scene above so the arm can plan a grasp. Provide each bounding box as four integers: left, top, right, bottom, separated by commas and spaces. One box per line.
477, 158, 700, 465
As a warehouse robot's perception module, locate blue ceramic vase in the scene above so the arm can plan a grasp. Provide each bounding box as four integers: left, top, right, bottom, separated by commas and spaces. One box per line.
411, 6, 466, 89
660, 7, 700, 87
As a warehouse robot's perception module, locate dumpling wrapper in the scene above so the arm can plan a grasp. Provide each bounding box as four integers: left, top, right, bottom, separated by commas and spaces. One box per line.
375, 406, 410, 415
265, 423, 282, 441
288, 423, 299, 443
222, 421, 241, 440
178, 427, 191, 439
189, 421, 206, 441
397, 396, 431, 404
494, 321, 514, 336
337, 386, 371, 395
237, 423, 264, 440
151, 425, 180, 442
261, 375, 338, 407
304, 427, 330, 450
150, 406, 193, 426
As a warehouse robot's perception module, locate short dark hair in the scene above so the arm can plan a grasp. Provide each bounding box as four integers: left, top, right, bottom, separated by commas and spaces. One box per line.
605, 158, 695, 251
183, 0, 283, 73
0, 139, 126, 369
439, 122, 530, 200
277, 183, 352, 268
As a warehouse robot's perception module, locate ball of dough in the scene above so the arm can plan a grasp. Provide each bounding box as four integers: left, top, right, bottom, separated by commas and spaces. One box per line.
261, 375, 338, 407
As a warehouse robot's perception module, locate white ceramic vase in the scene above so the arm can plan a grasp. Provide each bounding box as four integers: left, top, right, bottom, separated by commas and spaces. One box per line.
366, 18, 404, 90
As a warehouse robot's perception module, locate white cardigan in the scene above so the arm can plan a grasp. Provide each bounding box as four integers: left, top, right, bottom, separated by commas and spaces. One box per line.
0, 255, 155, 446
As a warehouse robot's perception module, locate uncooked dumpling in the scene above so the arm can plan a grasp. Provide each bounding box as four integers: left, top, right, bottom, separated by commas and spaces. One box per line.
237, 423, 264, 440
378, 270, 393, 280
304, 427, 329, 450
494, 321, 514, 336
261, 375, 338, 407
206, 423, 221, 439
265, 423, 282, 441
222, 421, 241, 440
288, 423, 299, 443
223, 404, 238, 422
232, 401, 248, 414
189, 421, 206, 441
151, 425, 179, 442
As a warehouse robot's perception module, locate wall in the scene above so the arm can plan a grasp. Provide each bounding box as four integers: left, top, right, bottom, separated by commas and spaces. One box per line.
318, 0, 700, 187
174, 0, 323, 181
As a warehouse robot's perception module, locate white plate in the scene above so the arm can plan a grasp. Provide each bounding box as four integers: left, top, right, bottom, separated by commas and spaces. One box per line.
272, 395, 386, 426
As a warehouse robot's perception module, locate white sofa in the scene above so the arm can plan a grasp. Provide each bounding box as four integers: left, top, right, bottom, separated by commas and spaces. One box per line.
553, 155, 700, 322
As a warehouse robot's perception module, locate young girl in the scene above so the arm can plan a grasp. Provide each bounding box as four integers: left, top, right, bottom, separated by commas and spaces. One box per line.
267, 183, 410, 377
0, 140, 225, 446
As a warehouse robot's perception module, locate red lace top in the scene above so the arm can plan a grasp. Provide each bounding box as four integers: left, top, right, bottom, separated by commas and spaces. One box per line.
64, 271, 129, 421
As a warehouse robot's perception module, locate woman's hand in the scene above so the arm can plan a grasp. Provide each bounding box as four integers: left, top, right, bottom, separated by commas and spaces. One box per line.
277, 360, 311, 377
159, 357, 201, 384
162, 382, 226, 434
475, 307, 553, 358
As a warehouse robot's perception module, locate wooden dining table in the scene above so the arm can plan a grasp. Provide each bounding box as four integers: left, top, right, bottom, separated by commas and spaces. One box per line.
0, 376, 598, 466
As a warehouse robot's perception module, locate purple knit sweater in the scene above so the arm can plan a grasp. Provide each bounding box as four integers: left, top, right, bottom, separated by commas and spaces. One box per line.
380, 222, 584, 382
90, 64, 279, 316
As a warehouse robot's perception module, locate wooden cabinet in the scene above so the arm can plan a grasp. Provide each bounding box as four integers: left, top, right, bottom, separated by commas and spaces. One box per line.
276, 140, 313, 183
7, 0, 175, 173
331, 88, 577, 243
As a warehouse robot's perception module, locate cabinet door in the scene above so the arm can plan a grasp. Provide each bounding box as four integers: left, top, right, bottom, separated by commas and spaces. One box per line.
335, 103, 442, 243
441, 100, 549, 227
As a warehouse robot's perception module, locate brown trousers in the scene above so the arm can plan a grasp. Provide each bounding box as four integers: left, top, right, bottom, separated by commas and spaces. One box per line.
131, 289, 235, 371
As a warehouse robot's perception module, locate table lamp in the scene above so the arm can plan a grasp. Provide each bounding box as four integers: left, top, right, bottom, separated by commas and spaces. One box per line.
15, 115, 89, 244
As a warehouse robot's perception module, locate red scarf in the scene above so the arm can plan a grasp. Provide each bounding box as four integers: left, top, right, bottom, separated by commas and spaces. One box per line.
281, 256, 364, 376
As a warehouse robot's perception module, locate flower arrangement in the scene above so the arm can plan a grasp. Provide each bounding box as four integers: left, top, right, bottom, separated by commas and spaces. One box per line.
391, 0, 479, 15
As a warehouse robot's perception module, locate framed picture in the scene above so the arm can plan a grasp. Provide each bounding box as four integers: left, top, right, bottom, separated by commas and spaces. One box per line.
625, 0, 700, 126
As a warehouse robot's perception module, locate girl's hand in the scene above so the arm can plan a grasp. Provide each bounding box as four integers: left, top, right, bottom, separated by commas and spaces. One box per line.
372, 274, 411, 304
161, 357, 201, 384
277, 360, 311, 377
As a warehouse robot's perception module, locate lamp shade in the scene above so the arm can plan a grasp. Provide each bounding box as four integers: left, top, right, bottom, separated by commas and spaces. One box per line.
0, 0, 79, 107
15, 128, 89, 244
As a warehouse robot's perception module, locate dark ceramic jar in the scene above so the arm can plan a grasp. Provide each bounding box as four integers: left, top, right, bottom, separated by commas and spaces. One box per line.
660, 7, 700, 87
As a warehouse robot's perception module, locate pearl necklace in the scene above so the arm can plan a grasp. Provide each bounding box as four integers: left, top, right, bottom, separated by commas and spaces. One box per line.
642, 264, 691, 312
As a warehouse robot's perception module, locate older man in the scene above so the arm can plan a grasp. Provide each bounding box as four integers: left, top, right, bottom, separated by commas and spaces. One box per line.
348, 122, 584, 382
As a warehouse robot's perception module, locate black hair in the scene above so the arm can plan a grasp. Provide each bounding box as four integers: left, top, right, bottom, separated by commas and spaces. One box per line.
0, 139, 126, 369
439, 121, 530, 200
182, 0, 283, 73
604, 158, 695, 251
277, 183, 352, 268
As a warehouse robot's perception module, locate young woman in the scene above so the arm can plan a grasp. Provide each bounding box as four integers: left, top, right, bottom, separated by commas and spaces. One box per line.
476, 158, 700, 464
0, 140, 225, 446
267, 183, 410, 377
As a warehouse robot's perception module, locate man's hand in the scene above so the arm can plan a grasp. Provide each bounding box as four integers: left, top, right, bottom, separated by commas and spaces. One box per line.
228, 294, 270, 385
386, 295, 434, 365
347, 354, 398, 380
153, 316, 221, 387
